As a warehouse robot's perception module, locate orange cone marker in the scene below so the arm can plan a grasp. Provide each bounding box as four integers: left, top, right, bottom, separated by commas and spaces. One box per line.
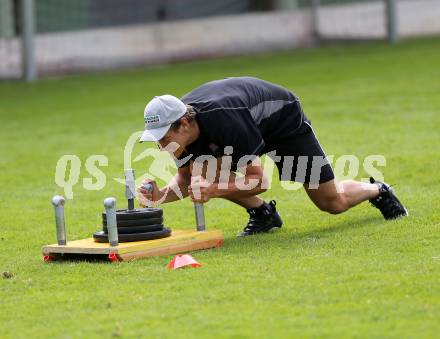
167, 254, 201, 269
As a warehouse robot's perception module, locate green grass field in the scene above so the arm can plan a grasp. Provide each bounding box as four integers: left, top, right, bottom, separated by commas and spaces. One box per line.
1, 37, 439, 338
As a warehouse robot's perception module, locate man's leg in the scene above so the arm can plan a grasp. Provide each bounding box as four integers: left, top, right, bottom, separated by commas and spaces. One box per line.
304, 179, 379, 214
190, 159, 282, 235
210, 169, 282, 235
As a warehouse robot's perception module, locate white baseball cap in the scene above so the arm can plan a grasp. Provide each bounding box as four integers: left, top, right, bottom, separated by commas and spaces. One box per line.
139, 95, 187, 142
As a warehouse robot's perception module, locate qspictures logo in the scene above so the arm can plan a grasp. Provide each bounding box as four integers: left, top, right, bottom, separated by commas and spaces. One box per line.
54, 131, 386, 200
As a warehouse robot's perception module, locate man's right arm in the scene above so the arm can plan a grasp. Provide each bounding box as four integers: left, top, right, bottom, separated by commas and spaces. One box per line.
138, 165, 192, 206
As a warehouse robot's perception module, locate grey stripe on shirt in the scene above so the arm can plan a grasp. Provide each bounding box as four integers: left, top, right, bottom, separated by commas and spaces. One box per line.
249, 99, 298, 124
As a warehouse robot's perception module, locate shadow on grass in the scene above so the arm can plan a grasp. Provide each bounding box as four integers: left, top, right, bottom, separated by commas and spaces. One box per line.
46, 253, 113, 264
223, 215, 384, 254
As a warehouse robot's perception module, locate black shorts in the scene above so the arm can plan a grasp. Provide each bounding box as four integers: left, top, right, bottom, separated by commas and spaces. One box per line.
262, 121, 335, 185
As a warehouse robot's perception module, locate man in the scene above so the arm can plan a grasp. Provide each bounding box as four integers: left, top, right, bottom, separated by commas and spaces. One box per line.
138, 77, 407, 236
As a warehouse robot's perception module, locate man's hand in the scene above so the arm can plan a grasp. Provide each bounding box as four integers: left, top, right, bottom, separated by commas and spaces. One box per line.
137, 179, 164, 207
188, 176, 212, 203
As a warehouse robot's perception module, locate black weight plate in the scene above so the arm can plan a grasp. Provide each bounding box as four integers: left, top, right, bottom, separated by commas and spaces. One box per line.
93, 227, 171, 243
103, 224, 164, 234
102, 208, 162, 221
102, 217, 163, 227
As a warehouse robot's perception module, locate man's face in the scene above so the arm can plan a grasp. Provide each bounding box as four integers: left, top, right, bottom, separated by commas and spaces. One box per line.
157, 127, 187, 159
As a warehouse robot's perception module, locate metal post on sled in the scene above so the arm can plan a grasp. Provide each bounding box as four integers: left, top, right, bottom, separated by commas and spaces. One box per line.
52, 195, 67, 245
104, 197, 118, 247
124, 169, 136, 211
195, 203, 206, 232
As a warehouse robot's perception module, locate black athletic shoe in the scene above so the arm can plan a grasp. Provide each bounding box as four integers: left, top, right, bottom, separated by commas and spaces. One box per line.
369, 177, 408, 220
238, 200, 283, 237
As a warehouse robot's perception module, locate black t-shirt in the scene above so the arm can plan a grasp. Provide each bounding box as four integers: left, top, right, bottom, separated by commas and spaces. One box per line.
176, 76, 307, 169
